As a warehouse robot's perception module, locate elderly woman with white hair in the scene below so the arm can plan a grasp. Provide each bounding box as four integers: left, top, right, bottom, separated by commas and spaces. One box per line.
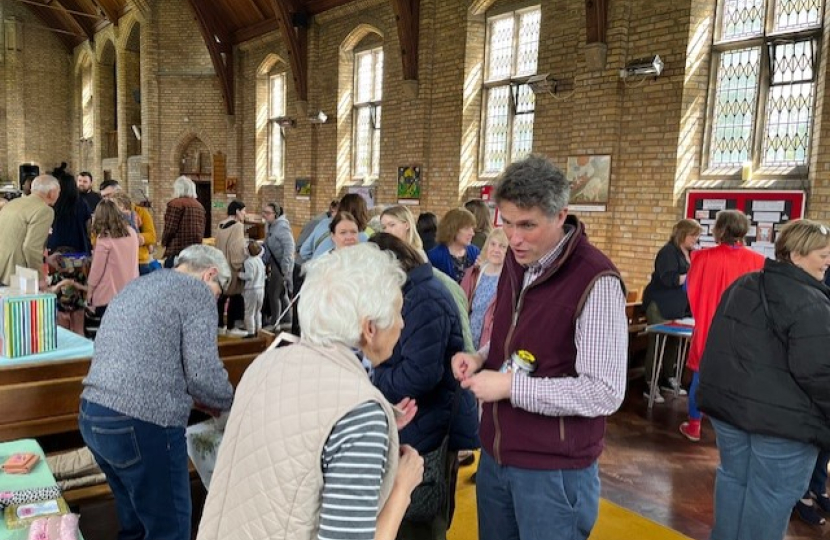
162, 175, 206, 268
198, 244, 425, 540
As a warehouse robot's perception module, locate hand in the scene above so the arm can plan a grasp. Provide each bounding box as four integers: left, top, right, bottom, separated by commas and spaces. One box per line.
394, 397, 418, 431
461, 371, 513, 403
451, 352, 484, 382
193, 402, 222, 417
45, 252, 62, 270
395, 445, 424, 494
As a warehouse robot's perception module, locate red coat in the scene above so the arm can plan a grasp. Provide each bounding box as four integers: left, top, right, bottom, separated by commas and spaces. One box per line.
686, 244, 765, 371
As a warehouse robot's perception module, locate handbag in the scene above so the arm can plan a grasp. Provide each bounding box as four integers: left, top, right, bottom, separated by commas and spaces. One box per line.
403, 387, 461, 523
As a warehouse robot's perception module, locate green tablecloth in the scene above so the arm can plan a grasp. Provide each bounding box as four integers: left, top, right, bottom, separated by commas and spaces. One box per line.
0, 439, 82, 540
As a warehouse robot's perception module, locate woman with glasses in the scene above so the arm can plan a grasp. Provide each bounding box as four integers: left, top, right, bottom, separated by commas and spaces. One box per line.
698, 219, 830, 540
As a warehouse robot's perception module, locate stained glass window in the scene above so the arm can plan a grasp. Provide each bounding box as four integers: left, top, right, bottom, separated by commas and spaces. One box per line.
268, 73, 285, 182
482, 6, 540, 176
353, 47, 383, 179
81, 63, 93, 140
709, 0, 822, 171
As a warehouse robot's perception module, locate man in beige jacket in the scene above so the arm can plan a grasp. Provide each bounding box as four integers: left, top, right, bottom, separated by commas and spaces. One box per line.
0, 175, 60, 286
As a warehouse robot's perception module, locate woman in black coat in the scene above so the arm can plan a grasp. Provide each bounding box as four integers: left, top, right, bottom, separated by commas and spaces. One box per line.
641, 219, 701, 403
370, 233, 479, 539
698, 219, 830, 540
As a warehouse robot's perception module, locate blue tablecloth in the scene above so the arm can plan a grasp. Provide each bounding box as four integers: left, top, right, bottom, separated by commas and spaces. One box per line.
645, 323, 693, 339
0, 328, 93, 368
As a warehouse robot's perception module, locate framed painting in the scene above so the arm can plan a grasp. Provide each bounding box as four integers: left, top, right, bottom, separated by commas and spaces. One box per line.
566, 155, 611, 205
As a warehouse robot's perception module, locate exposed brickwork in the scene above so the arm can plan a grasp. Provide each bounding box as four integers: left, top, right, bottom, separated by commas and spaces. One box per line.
6, 0, 830, 290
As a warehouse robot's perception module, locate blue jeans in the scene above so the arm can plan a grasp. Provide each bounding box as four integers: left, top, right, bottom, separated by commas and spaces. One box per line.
710, 417, 818, 540
806, 450, 830, 497
688, 371, 702, 420
477, 450, 600, 540
79, 400, 191, 540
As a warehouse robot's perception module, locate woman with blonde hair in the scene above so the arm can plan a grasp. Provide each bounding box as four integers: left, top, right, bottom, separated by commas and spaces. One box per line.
698, 219, 830, 540
461, 228, 508, 350
641, 218, 702, 403
381, 205, 423, 251
86, 198, 139, 320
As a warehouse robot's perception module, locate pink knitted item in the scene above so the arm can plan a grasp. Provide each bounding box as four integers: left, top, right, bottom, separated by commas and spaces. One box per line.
27, 518, 48, 540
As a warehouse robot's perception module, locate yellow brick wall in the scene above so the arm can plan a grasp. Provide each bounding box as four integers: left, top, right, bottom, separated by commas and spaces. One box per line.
8, 0, 830, 290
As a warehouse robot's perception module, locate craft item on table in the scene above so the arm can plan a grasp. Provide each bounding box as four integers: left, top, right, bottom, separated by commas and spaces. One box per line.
4, 498, 69, 529
27, 513, 79, 540
2, 452, 40, 474
0, 293, 58, 358
0, 485, 61, 509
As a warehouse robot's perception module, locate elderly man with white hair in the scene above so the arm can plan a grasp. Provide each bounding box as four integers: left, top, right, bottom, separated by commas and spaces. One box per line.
162, 175, 206, 268
198, 244, 425, 540
79, 244, 235, 540
0, 174, 60, 286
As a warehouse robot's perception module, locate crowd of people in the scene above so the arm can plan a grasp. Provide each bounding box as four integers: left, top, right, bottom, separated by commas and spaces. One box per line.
2, 153, 830, 540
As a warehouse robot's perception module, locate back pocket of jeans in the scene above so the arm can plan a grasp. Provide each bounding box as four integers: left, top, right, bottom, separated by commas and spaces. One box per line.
90, 425, 141, 469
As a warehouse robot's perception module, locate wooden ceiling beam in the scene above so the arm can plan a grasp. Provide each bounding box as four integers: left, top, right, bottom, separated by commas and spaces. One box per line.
232, 17, 278, 45
89, 0, 119, 26
55, 0, 98, 41
16, 2, 84, 50
585, 0, 607, 43
390, 0, 419, 82
303, 0, 355, 16
269, 0, 308, 103
186, 0, 235, 115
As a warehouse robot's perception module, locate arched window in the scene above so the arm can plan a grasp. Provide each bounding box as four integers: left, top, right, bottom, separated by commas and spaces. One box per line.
705, 0, 823, 173
480, 6, 540, 176
80, 58, 93, 140
352, 46, 383, 180
268, 72, 287, 182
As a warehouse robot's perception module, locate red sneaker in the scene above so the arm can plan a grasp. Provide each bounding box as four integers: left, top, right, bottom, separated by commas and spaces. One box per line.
679, 422, 701, 442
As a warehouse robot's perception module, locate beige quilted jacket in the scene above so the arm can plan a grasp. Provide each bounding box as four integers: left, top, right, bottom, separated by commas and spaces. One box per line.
197, 341, 399, 540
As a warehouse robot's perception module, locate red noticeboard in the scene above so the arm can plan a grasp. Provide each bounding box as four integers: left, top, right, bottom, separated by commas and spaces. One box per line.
684, 190, 806, 256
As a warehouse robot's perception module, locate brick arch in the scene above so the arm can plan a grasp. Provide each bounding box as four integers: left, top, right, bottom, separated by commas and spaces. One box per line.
97, 38, 116, 65
340, 23, 383, 54
170, 130, 216, 170
257, 53, 288, 76
469, 0, 498, 16
118, 11, 147, 52
74, 48, 93, 76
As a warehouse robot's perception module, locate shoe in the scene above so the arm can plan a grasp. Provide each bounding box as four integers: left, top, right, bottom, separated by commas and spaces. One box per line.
679, 422, 701, 442
643, 385, 665, 404
796, 500, 826, 526
227, 328, 249, 338
660, 377, 688, 396
217, 327, 227, 336
813, 493, 830, 513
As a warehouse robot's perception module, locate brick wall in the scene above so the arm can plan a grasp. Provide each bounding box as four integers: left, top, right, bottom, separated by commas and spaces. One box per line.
11, 0, 830, 289
0, 1, 72, 185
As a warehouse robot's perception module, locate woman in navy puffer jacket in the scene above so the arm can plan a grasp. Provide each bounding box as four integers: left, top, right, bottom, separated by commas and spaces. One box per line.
370, 233, 479, 536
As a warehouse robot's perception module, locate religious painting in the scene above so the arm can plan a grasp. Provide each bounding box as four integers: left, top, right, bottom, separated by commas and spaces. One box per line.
397, 166, 421, 203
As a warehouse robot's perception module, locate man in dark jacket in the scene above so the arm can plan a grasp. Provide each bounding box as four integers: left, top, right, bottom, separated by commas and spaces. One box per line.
452, 154, 627, 540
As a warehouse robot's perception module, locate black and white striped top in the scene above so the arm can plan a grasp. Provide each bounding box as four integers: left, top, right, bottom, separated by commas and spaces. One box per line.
319, 401, 390, 540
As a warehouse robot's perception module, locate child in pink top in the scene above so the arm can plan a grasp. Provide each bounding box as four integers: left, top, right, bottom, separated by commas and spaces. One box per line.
86, 199, 139, 319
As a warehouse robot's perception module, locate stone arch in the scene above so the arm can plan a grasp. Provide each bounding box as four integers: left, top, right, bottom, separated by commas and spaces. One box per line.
118, 11, 146, 52
171, 130, 216, 170
98, 38, 116, 66
340, 23, 383, 55
469, 0, 499, 16
257, 53, 287, 76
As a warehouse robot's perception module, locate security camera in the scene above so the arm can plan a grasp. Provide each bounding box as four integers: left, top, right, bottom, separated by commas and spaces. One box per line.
619, 55, 664, 79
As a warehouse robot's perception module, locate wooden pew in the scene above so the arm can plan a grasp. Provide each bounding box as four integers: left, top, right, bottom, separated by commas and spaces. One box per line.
0, 335, 272, 510
0, 336, 271, 443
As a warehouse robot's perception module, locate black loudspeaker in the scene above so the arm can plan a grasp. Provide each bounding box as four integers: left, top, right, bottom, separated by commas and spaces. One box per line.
19, 164, 39, 189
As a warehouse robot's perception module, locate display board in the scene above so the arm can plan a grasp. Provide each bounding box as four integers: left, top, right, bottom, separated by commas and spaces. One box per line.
684, 190, 806, 258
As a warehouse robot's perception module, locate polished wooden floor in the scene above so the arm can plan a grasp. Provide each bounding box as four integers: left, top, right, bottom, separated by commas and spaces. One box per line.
72, 377, 827, 540
600, 378, 825, 540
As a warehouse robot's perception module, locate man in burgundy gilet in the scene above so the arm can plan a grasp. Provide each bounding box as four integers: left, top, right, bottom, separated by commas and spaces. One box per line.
452, 155, 628, 540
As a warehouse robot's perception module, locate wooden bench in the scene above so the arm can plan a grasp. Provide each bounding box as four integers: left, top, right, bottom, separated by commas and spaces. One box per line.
0, 334, 272, 506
